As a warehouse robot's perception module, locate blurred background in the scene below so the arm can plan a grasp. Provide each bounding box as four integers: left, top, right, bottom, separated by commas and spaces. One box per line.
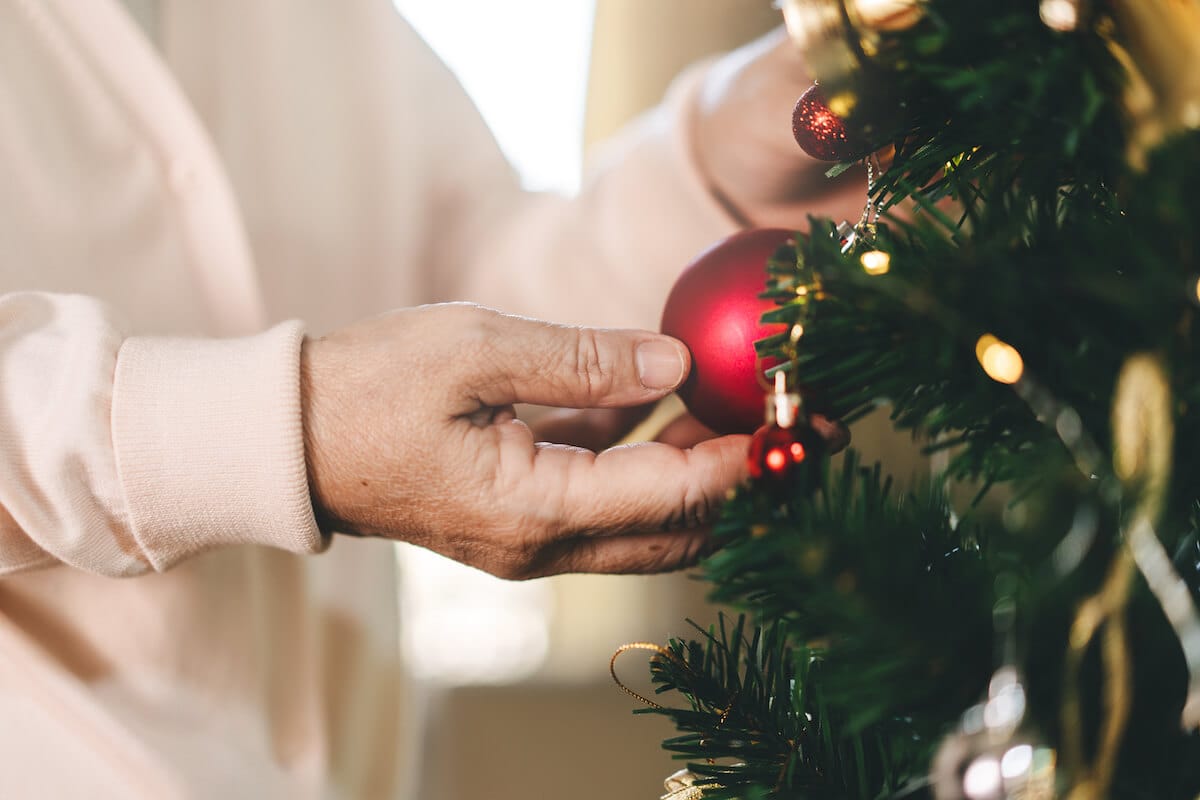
388, 2, 922, 797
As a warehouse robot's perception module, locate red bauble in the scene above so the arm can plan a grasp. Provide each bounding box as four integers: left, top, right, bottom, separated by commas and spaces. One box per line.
747, 421, 824, 487
792, 83, 868, 162
660, 228, 793, 435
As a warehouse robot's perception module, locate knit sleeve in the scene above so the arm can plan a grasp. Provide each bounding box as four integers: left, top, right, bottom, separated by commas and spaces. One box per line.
0, 292, 323, 578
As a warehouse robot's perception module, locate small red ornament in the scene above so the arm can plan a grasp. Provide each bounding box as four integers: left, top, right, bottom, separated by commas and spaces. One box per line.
660, 229, 795, 435
747, 374, 825, 488
792, 83, 868, 162
748, 424, 815, 482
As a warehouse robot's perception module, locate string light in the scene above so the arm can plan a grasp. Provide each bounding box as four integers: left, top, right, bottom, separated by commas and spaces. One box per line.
859, 249, 891, 275
1039, 0, 1081, 32
976, 334, 1025, 384
765, 449, 788, 472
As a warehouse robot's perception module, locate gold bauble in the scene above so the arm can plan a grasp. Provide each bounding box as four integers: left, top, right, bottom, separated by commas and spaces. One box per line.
660, 769, 718, 800
1105, 0, 1200, 169
779, 0, 923, 101
780, 0, 861, 93
849, 0, 925, 32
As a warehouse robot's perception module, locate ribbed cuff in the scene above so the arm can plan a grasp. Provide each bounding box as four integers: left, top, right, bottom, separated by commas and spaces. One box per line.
111, 321, 325, 571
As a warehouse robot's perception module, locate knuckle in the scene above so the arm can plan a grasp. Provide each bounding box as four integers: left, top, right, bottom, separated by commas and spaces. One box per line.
665, 485, 715, 532
482, 517, 555, 581
489, 557, 532, 581
572, 328, 612, 398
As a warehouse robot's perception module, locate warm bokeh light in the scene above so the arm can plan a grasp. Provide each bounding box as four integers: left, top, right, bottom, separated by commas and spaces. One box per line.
789, 442, 807, 461
766, 448, 788, 472
974, 333, 998, 363
859, 249, 891, 275
976, 335, 1025, 384
963, 756, 1003, 799
1039, 0, 1079, 32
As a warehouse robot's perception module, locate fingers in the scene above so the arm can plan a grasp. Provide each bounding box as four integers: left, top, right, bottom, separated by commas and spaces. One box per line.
526, 435, 752, 541
466, 310, 690, 410
810, 413, 851, 453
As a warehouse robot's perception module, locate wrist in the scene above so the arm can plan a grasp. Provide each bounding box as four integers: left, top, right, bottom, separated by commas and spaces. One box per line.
300, 336, 345, 533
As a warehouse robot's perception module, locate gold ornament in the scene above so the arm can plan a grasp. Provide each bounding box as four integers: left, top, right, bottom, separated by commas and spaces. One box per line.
779, 0, 923, 94
661, 769, 719, 800
1061, 354, 1200, 799
1110, 355, 1200, 732
851, 0, 925, 32
1103, 0, 1200, 169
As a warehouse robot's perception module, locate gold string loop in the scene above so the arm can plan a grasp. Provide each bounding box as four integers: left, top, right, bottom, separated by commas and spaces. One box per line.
609, 642, 685, 710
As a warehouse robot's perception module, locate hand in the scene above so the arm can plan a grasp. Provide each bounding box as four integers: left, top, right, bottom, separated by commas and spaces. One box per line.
691, 27, 870, 229
300, 303, 752, 580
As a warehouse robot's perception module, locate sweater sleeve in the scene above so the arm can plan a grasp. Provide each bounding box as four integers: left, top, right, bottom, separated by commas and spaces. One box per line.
0, 292, 323, 578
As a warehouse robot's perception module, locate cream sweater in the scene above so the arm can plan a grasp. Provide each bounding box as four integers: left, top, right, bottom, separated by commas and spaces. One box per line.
0, 0, 741, 796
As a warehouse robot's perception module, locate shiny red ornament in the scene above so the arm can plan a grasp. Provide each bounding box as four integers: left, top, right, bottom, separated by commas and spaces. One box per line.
660, 229, 794, 435
792, 83, 868, 162
747, 421, 824, 487
747, 380, 825, 488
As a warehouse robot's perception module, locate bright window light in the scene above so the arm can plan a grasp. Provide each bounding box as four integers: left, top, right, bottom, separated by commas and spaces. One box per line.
394, 0, 596, 193
391, 0, 595, 684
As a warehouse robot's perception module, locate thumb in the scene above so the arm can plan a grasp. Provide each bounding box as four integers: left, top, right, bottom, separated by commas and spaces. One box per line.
469, 311, 691, 410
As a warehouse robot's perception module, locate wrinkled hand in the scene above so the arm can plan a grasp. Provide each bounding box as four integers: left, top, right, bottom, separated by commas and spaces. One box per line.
300, 303, 753, 580
692, 27, 869, 229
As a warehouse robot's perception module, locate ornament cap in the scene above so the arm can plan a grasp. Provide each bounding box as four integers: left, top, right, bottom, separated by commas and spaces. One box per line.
766, 371, 805, 429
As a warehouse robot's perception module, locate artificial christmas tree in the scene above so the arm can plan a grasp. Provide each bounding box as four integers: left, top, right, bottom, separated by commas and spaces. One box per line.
620, 1, 1200, 797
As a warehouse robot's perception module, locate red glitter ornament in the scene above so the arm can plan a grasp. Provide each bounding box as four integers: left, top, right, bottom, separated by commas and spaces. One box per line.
660, 229, 794, 435
792, 83, 868, 162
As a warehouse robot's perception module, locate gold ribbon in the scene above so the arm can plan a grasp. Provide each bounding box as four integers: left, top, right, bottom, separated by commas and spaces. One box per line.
1063, 353, 1200, 799
611, 644, 737, 799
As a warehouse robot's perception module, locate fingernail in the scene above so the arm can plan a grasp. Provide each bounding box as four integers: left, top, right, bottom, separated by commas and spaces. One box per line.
636, 339, 687, 390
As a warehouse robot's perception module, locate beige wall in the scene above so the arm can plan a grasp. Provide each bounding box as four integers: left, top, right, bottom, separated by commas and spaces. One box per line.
584, 0, 782, 146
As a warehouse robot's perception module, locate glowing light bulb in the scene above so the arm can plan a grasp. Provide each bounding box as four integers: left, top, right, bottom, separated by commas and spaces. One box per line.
860, 249, 891, 275
976, 335, 1024, 384
1039, 0, 1079, 32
